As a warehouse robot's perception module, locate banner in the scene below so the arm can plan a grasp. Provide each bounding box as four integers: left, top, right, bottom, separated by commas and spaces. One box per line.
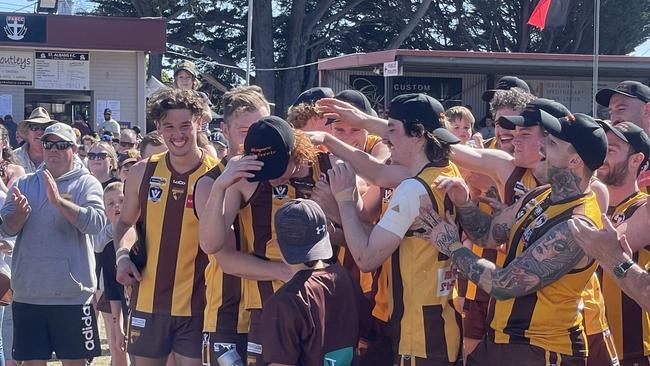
0, 50, 33, 86
0, 15, 47, 44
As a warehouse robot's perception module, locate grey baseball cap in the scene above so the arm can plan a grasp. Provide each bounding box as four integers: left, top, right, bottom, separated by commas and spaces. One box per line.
274, 199, 333, 265
41, 123, 77, 144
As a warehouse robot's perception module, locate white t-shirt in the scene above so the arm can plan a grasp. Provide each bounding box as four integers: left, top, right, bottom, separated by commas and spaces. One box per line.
101, 119, 121, 135
376, 178, 428, 239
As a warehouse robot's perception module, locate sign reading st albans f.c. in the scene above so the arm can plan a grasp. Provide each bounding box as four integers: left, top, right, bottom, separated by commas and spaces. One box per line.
0, 14, 46, 44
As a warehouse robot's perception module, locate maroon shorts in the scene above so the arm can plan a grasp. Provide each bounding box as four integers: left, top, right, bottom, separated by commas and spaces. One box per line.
126, 309, 203, 359
463, 299, 489, 340
202, 332, 247, 366
246, 309, 265, 366
467, 339, 586, 366
586, 330, 618, 366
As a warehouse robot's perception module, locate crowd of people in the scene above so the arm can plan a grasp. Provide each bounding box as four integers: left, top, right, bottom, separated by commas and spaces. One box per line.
0, 61, 649, 366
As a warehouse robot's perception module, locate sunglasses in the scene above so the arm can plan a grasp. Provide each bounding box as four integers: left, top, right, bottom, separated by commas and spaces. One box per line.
119, 141, 136, 148
43, 140, 73, 151
87, 152, 108, 160
28, 124, 52, 132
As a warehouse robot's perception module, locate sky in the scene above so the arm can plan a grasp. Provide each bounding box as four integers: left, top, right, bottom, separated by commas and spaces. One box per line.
1, 0, 650, 56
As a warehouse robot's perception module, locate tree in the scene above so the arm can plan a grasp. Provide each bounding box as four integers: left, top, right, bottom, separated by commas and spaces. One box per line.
90, 0, 650, 115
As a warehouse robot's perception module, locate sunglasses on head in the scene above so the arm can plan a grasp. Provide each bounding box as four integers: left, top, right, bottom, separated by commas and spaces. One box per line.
43, 140, 73, 151
28, 124, 51, 132
119, 141, 135, 148
87, 152, 108, 160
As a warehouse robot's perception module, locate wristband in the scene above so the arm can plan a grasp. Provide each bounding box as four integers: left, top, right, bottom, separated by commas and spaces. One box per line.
334, 188, 355, 203
116, 253, 131, 266
116, 247, 129, 257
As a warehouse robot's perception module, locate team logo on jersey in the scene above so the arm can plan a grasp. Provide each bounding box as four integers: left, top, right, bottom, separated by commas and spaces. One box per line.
533, 214, 548, 228
513, 181, 528, 201
273, 185, 288, 200
172, 179, 186, 186
382, 188, 393, 204
516, 208, 526, 221
186, 194, 194, 209
612, 213, 626, 226
171, 187, 185, 200
533, 205, 543, 216
148, 186, 163, 202
149, 176, 167, 186
523, 226, 534, 242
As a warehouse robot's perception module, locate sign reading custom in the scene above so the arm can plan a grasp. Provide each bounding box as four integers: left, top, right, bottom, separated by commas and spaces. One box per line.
35, 51, 90, 90
0, 14, 46, 43
0, 50, 33, 86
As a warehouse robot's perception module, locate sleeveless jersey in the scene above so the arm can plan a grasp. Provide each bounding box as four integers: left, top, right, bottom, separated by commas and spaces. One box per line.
603, 191, 650, 360
364, 135, 383, 154
581, 274, 609, 336
388, 162, 462, 362
202, 157, 250, 334
369, 186, 394, 322
484, 136, 498, 150
487, 186, 602, 357
133, 151, 219, 316
503, 166, 540, 205
239, 153, 332, 310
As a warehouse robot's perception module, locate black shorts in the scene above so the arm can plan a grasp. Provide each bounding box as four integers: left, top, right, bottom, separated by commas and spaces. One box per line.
201, 332, 247, 366
126, 309, 203, 359
12, 301, 101, 361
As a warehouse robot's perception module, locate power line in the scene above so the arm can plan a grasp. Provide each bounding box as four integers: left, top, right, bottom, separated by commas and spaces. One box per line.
167, 49, 361, 72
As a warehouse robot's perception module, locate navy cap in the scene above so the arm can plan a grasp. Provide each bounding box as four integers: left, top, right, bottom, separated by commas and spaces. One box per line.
292, 87, 334, 107
274, 199, 333, 265
481, 76, 531, 102
498, 98, 570, 130
334, 90, 375, 115
595, 81, 650, 107
388, 93, 460, 144
244, 116, 295, 182
552, 114, 607, 171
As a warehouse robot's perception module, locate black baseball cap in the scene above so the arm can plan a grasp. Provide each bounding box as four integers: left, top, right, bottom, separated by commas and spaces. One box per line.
600, 120, 650, 169
546, 114, 607, 171
595, 81, 650, 107
291, 87, 335, 107
243, 116, 295, 182
481, 76, 531, 102
498, 98, 570, 130
388, 93, 460, 144
274, 199, 333, 265
334, 90, 375, 115
104, 108, 112, 114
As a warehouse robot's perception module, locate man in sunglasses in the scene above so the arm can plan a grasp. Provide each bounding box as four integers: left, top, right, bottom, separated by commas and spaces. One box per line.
117, 128, 138, 154
13, 107, 55, 173
0, 122, 106, 365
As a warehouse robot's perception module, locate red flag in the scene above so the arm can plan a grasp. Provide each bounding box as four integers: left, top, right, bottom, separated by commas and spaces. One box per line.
528, 0, 553, 30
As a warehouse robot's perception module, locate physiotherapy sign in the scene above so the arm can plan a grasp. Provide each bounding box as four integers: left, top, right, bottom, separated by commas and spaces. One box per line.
0, 14, 47, 43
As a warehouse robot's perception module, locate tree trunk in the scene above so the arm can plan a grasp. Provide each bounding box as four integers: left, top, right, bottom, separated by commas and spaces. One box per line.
519, 0, 531, 52
279, 0, 307, 117
252, 0, 276, 105
148, 53, 163, 80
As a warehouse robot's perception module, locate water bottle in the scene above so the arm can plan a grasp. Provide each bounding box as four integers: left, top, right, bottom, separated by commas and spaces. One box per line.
215, 344, 244, 366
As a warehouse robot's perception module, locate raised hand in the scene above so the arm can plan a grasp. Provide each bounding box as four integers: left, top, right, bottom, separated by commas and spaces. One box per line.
43, 169, 62, 206
327, 162, 357, 196
213, 155, 263, 190
10, 186, 30, 220
413, 205, 460, 256
434, 176, 470, 206
316, 98, 367, 127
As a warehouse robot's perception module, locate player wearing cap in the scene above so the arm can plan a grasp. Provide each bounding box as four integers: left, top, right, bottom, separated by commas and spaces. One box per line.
326, 94, 463, 365
200, 116, 342, 365
113, 88, 219, 366
417, 112, 607, 365
260, 199, 359, 366
484, 87, 536, 153
596, 81, 650, 195
287, 87, 335, 132
592, 121, 650, 366
0, 122, 106, 364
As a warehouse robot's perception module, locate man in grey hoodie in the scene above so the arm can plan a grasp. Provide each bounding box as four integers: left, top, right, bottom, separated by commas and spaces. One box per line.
0, 122, 106, 366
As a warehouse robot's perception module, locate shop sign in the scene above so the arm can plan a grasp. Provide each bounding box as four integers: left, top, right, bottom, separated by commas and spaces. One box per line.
0, 50, 33, 86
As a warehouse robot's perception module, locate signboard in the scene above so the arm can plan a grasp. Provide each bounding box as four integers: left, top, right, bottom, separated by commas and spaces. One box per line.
383, 61, 400, 77
527, 79, 619, 115
35, 51, 90, 90
0, 15, 47, 44
0, 50, 33, 86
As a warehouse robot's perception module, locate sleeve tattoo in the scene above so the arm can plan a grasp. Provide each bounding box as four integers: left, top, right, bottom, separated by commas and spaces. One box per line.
450, 221, 586, 300
456, 204, 511, 247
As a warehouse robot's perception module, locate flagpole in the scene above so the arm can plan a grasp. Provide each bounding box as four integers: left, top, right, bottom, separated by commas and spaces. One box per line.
246, 0, 253, 85
592, 0, 600, 117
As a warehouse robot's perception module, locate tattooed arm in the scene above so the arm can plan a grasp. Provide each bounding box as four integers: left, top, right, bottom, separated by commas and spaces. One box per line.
420, 208, 589, 300
455, 201, 520, 249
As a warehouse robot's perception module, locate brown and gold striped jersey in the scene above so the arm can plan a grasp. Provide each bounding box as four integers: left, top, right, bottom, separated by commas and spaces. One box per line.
603, 191, 650, 360
132, 151, 219, 316
239, 153, 332, 310
487, 186, 602, 357
387, 163, 462, 362
201, 158, 251, 334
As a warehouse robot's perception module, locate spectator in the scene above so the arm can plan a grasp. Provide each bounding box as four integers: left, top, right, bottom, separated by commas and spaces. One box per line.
445, 105, 476, 146
0, 122, 106, 364
116, 149, 139, 182
208, 128, 228, 159
101, 108, 120, 136
260, 199, 359, 366
117, 129, 138, 154
0, 125, 24, 194
139, 130, 167, 159
13, 107, 55, 173
73, 115, 92, 138
1, 116, 17, 149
